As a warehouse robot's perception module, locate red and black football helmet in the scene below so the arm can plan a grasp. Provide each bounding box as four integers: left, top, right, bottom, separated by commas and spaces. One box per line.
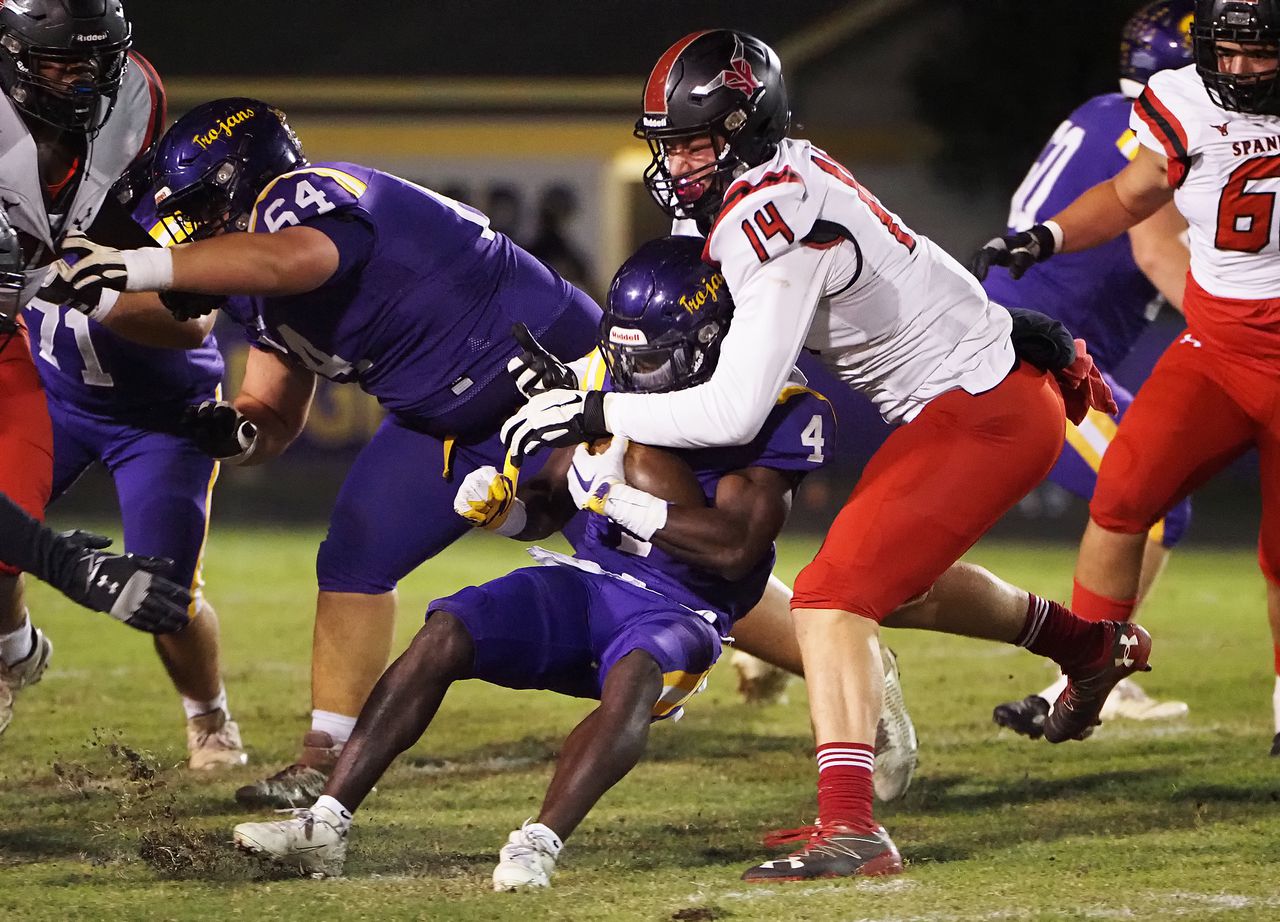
0, 0, 132, 135
1194, 0, 1280, 115
635, 30, 789, 223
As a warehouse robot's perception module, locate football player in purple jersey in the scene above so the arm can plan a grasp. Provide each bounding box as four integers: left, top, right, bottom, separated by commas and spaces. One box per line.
974, 0, 1195, 737
54, 97, 605, 808
229, 236, 838, 884
22, 163, 244, 769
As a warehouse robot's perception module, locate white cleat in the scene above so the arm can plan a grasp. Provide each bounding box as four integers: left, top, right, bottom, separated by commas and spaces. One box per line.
0, 626, 52, 737
1098, 677, 1189, 722
731, 649, 793, 705
187, 708, 248, 770
492, 821, 562, 891
875, 646, 918, 802
233, 805, 348, 877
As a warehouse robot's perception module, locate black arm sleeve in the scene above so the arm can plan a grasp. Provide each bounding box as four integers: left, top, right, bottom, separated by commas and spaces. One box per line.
83, 194, 158, 250
0, 491, 87, 590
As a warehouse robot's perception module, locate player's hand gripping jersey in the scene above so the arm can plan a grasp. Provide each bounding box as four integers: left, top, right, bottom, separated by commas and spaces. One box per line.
608, 138, 1015, 448
1134, 65, 1280, 360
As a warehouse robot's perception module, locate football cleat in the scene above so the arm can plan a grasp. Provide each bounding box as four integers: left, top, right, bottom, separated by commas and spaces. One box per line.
234, 731, 340, 807
742, 823, 903, 882
1098, 677, 1188, 722
992, 694, 1051, 740
1271, 733, 1280, 758
0, 626, 52, 737
233, 805, 348, 877
492, 821, 563, 891
1044, 622, 1152, 744
731, 649, 793, 705
874, 646, 918, 802
187, 708, 248, 771
235, 763, 328, 809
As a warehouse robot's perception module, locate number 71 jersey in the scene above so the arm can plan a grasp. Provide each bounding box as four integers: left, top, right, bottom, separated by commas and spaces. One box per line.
1135, 64, 1280, 301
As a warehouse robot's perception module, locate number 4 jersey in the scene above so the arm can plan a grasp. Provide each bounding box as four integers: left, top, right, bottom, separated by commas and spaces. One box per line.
1133, 64, 1280, 361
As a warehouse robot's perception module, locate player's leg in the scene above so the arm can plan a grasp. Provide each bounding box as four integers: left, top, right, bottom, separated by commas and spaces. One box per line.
0, 330, 55, 734
236, 416, 474, 807
1268, 579, 1280, 757
743, 366, 1111, 881
1255, 420, 1280, 756
105, 425, 243, 769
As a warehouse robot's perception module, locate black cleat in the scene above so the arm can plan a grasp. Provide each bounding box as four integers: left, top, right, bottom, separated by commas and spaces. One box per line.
1271, 733, 1280, 757
993, 694, 1051, 740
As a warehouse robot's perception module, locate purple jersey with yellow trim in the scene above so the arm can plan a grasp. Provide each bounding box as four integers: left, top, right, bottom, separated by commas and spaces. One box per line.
576, 385, 835, 633
982, 93, 1161, 371
221, 162, 592, 428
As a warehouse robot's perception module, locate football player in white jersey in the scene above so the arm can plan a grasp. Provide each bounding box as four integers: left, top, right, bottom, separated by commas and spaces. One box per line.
0, 0, 237, 760
974, 0, 1280, 757
501, 29, 1147, 881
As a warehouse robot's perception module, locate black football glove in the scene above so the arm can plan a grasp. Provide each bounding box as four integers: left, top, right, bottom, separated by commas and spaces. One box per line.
507, 322, 579, 398
54, 531, 190, 635
160, 289, 223, 321
500, 389, 610, 466
1007, 306, 1076, 372
970, 224, 1058, 281
181, 400, 259, 462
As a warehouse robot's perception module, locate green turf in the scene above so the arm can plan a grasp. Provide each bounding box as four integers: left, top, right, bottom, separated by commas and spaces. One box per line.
1, 528, 1278, 921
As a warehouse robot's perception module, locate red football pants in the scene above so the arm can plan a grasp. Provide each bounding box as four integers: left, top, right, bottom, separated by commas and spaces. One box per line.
1089, 332, 1280, 582
0, 320, 53, 577
792, 363, 1065, 621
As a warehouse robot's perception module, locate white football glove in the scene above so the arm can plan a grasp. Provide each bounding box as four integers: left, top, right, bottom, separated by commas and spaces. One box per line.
56, 235, 173, 303
501, 388, 610, 465
453, 465, 526, 536
567, 437, 629, 513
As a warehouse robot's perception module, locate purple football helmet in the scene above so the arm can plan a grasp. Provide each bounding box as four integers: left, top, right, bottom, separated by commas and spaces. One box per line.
1120, 0, 1196, 94
150, 97, 307, 240
602, 235, 733, 394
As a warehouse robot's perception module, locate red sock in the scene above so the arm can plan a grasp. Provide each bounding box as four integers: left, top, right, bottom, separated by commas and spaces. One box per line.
1071, 579, 1136, 623
816, 742, 875, 833
1274, 643, 1280, 676
1014, 593, 1108, 672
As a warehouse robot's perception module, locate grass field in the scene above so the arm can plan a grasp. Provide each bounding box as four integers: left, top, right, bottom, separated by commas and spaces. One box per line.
1, 527, 1278, 921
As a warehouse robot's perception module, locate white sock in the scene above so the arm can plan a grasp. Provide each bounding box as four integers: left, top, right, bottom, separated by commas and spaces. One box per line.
0, 613, 34, 667
1036, 673, 1068, 703
183, 684, 229, 721
1273, 676, 1280, 734
314, 794, 353, 831
311, 709, 358, 745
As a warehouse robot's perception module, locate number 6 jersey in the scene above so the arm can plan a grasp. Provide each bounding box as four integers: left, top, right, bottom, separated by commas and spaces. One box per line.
605, 137, 1015, 448
1134, 64, 1280, 360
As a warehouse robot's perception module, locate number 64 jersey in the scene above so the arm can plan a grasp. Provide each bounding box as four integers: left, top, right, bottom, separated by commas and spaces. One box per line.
1133, 64, 1280, 362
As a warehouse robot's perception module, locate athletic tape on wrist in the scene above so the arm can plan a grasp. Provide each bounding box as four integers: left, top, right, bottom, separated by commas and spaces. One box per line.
122, 247, 175, 291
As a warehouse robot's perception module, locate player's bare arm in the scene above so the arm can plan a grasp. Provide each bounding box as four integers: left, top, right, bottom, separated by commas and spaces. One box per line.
232, 347, 317, 464
1053, 145, 1175, 253
95, 293, 216, 348
649, 464, 795, 580
1127, 200, 1190, 311
170, 225, 340, 296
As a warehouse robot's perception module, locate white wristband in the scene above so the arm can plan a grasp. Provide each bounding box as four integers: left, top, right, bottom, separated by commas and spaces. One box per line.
121, 247, 175, 292
493, 498, 528, 538
603, 483, 668, 541
84, 287, 119, 322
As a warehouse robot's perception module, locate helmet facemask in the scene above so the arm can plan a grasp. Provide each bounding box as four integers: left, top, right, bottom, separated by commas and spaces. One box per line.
1, 30, 129, 135
640, 113, 749, 222
154, 158, 252, 242
1195, 3, 1280, 115
604, 317, 728, 394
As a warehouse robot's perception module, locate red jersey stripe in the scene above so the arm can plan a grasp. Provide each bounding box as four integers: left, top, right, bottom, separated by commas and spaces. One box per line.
644, 31, 711, 116
708, 167, 804, 240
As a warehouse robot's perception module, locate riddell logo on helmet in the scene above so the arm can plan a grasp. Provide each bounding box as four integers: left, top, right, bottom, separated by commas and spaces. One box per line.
192, 107, 256, 151
609, 327, 648, 346
73, 33, 110, 42
691, 34, 763, 100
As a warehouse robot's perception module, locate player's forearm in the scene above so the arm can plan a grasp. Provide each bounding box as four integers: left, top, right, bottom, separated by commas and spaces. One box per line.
512, 450, 577, 539
650, 506, 772, 581
231, 394, 307, 465
99, 292, 214, 349
1051, 180, 1160, 254
170, 227, 338, 297
1128, 204, 1190, 312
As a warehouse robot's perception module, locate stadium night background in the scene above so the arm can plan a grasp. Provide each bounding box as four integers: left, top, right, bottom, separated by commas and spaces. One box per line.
4, 2, 1276, 920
